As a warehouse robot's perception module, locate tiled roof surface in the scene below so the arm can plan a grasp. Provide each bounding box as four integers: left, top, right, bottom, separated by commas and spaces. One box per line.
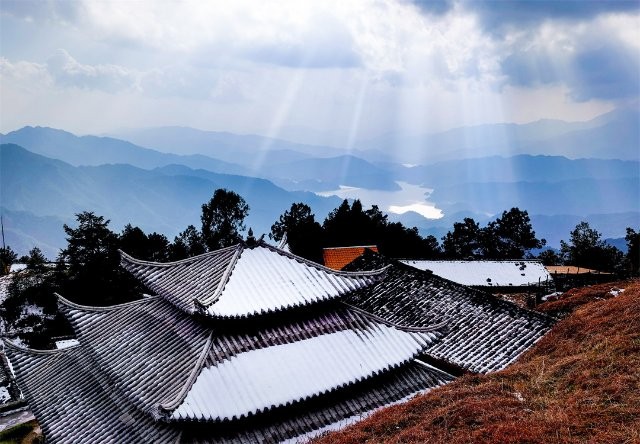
4, 341, 179, 443
182, 361, 454, 443
8, 243, 556, 443
121, 243, 385, 319
323, 246, 379, 270
345, 252, 555, 373
9, 289, 450, 442
58, 295, 211, 419
402, 259, 552, 287
8, 341, 452, 444
170, 312, 440, 421
120, 244, 240, 314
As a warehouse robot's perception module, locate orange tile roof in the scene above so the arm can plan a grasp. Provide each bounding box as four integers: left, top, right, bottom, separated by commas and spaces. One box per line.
323, 246, 378, 270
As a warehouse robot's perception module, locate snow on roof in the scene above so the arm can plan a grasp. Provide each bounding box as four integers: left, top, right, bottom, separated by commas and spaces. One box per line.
121, 243, 386, 319
345, 253, 555, 373
401, 260, 552, 287
54, 339, 80, 350
171, 322, 438, 421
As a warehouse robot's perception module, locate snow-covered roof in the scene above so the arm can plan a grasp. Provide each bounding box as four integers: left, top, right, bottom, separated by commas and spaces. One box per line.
121, 242, 387, 319
401, 259, 552, 287
346, 253, 555, 373
6, 244, 555, 443
7, 292, 452, 443
170, 319, 438, 421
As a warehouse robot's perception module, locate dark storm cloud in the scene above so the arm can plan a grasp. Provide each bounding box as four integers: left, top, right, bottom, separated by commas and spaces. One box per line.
502, 40, 640, 101
468, 0, 639, 32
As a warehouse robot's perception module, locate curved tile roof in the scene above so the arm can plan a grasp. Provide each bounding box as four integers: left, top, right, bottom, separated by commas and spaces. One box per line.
344, 253, 556, 373
57, 294, 211, 419
3, 341, 179, 444
121, 242, 387, 319
169, 313, 440, 422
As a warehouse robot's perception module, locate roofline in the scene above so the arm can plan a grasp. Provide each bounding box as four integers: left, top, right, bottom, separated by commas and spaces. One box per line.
121, 242, 389, 278
258, 241, 389, 278
323, 245, 378, 251
56, 292, 161, 312
159, 332, 213, 413
399, 259, 546, 264
119, 244, 241, 267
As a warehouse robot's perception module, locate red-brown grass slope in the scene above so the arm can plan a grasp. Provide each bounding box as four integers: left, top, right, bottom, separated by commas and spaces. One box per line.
315, 280, 640, 444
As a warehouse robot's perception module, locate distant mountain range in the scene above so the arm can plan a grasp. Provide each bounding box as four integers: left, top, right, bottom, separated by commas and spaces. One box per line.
362, 107, 639, 163
1, 108, 638, 257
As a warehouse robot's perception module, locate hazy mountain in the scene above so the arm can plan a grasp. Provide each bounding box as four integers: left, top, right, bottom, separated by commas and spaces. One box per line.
263, 155, 401, 192
0, 126, 251, 176
111, 126, 346, 165
399, 155, 639, 187
430, 177, 638, 216
0, 144, 341, 255
363, 107, 639, 163
0, 208, 69, 260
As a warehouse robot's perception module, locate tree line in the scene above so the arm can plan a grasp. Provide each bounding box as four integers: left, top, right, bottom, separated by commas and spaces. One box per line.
0, 188, 637, 347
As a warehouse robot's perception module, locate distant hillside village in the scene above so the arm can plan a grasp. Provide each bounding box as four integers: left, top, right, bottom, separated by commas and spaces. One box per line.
0, 189, 637, 442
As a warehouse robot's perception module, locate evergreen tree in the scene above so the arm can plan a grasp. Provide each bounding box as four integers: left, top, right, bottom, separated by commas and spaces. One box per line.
25, 247, 47, 271
442, 218, 482, 259
59, 211, 141, 305
624, 227, 639, 275
560, 222, 624, 272
482, 208, 545, 259
201, 189, 249, 251
169, 225, 206, 260
271, 203, 324, 262
0, 246, 17, 275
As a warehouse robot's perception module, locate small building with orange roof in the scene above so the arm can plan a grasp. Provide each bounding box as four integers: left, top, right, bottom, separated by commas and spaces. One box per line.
323, 245, 379, 270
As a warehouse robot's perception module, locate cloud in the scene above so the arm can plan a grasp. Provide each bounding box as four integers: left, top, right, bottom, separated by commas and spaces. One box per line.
46, 49, 138, 93
467, 0, 639, 32
0, 0, 83, 24
500, 17, 640, 102
0, 57, 51, 90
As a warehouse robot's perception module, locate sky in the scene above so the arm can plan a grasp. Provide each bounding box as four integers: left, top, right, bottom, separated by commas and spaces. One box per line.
1, 0, 639, 147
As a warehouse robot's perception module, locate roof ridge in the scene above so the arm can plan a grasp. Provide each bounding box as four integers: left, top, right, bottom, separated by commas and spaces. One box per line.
194, 245, 244, 309
119, 244, 241, 267
258, 240, 390, 278
56, 292, 162, 312
158, 332, 213, 414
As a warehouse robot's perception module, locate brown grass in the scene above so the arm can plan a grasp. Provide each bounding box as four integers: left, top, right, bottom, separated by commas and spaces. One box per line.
314, 280, 640, 444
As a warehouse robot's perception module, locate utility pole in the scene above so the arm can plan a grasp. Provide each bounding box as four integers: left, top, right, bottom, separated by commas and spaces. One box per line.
1, 214, 5, 249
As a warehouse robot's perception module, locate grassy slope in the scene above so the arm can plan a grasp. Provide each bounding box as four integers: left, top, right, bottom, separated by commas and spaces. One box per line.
315, 280, 640, 444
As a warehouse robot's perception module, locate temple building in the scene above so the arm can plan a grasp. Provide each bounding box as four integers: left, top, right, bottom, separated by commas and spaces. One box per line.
6, 242, 554, 443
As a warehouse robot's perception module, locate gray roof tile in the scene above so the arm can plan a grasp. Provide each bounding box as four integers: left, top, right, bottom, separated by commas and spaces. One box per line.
344, 252, 555, 373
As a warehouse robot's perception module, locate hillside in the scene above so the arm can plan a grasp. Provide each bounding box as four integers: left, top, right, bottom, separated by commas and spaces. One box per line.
315, 280, 640, 444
